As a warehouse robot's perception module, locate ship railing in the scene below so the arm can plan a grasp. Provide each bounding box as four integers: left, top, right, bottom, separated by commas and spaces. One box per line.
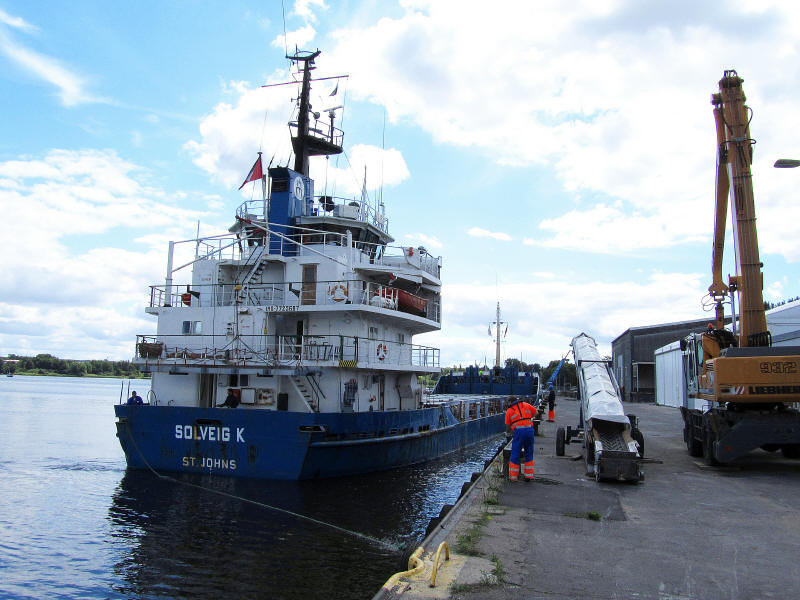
423, 396, 511, 423
146, 280, 441, 324
351, 240, 441, 279
194, 235, 242, 263
164, 223, 439, 283
134, 335, 273, 364
134, 334, 439, 369
235, 201, 267, 221
310, 195, 390, 234
288, 119, 344, 149
234, 200, 389, 239
272, 335, 439, 368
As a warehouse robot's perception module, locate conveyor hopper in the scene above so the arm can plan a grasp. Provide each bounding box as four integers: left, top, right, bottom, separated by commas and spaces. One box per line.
555, 333, 644, 482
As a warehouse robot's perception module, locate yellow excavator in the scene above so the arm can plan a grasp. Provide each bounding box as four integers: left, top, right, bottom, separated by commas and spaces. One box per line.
680, 70, 800, 464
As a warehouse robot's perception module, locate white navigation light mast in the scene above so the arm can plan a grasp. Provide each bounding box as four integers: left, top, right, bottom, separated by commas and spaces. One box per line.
490, 302, 507, 368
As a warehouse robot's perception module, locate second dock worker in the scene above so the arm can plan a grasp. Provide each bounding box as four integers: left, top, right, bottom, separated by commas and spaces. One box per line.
505, 396, 536, 482
217, 389, 241, 408
547, 386, 556, 422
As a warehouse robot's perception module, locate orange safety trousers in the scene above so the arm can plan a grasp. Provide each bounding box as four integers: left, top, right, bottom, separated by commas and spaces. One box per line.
522, 460, 534, 479
509, 458, 535, 481
508, 425, 535, 481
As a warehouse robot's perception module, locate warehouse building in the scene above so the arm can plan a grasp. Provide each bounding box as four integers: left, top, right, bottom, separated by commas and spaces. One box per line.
766, 299, 800, 346
647, 302, 800, 407
611, 318, 715, 403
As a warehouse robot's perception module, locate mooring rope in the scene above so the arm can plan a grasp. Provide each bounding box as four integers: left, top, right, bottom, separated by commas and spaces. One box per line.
123, 423, 398, 551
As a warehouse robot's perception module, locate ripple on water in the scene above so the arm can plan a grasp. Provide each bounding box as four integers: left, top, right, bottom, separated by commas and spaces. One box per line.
0, 377, 506, 600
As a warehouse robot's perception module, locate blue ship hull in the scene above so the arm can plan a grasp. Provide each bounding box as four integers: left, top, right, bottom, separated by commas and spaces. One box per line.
115, 404, 505, 480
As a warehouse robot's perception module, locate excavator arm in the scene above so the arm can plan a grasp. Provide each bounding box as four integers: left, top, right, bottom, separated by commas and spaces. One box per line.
709, 99, 730, 330
708, 70, 769, 348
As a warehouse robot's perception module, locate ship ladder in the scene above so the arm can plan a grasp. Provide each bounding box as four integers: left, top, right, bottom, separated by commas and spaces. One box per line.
291, 375, 318, 412
237, 248, 269, 301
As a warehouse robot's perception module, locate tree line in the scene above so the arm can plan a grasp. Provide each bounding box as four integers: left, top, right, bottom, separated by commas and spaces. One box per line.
1, 354, 145, 378
504, 357, 577, 388
436, 358, 577, 388
765, 296, 800, 310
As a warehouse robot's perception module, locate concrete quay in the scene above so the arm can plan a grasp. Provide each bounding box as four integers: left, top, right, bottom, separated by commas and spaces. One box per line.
374, 396, 800, 600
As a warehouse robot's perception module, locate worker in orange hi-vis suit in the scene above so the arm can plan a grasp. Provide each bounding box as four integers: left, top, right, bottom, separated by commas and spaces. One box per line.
505, 396, 536, 481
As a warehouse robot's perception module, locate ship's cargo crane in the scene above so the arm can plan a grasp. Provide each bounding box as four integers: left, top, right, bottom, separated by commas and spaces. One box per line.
680, 70, 800, 464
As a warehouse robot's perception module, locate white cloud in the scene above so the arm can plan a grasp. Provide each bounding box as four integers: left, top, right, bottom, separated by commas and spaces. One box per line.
765, 278, 786, 302
421, 270, 709, 366
292, 0, 327, 22
185, 79, 411, 198
271, 25, 317, 50
0, 150, 209, 358
184, 81, 294, 188
323, 1, 800, 259
467, 227, 512, 241
401, 233, 442, 250
0, 7, 36, 31
320, 144, 410, 198
530, 203, 705, 253
0, 12, 103, 107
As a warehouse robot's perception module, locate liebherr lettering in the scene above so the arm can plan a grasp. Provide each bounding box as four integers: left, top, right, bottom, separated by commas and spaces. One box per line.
175, 424, 245, 443
748, 385, 800, 395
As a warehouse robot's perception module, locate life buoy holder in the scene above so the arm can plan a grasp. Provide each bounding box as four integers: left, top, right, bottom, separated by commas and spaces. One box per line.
376, 343, 387, 361
408, 247, 414, 256
329, 283, 348, 302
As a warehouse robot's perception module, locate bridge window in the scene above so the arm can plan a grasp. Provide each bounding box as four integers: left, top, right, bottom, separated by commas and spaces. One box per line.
182, 321, 202, 334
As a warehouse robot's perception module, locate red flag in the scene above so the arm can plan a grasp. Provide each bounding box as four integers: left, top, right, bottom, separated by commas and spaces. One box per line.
238, 154, 263, 190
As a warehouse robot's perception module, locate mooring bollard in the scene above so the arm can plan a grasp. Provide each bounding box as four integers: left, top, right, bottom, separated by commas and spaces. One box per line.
502, 443, 511, 477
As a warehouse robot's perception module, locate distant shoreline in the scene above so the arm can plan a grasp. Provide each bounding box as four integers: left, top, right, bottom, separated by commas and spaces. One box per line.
6, 372, 150, 379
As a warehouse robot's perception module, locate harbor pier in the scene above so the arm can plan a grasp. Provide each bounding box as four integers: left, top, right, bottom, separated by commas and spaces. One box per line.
375, 395, 800, 599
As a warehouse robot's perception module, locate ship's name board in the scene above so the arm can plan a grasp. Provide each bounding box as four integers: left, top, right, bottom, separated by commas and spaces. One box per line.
265, 305, 298, 312
182, 456, 237, 470
175, 424, 245, 443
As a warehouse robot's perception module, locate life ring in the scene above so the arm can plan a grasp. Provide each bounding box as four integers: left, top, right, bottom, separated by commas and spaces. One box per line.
408, 247, 414, 256
376, 343, 387, 361
329, 283, 348, 302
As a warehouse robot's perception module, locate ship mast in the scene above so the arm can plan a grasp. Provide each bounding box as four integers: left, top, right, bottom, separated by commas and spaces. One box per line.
290, 50, 319, 176
490, 302, 506, 368
288, 50, 343, 177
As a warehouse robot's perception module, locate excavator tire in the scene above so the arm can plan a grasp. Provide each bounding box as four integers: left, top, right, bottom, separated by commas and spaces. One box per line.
685, 424, 703, 457
702, 424, 720, 466
633, 428, 645, 458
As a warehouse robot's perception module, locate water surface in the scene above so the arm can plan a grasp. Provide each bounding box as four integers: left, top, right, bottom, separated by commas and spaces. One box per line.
0, 376, 501, 599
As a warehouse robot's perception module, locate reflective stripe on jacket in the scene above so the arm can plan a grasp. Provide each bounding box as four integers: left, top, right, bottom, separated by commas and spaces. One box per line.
504, 401, 535, 429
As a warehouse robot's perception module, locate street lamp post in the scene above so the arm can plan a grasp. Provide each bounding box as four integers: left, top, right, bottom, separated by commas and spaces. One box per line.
774, 159, 800, 168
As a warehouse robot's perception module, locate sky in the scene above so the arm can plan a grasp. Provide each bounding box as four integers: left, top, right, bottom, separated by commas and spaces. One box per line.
2, 0, 800, 366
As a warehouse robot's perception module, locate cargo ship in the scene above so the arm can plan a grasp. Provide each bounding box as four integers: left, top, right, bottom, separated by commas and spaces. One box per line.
432, 303, 538, 395
114, 50, 509, 480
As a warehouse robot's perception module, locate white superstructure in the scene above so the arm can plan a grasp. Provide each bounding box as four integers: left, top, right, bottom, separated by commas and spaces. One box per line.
133, 51, 442, 414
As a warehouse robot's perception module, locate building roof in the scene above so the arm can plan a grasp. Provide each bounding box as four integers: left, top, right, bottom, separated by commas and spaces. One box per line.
766, 298, 800, 316
611, 317, 713, 345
